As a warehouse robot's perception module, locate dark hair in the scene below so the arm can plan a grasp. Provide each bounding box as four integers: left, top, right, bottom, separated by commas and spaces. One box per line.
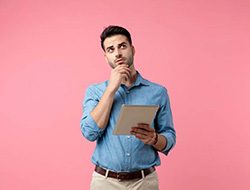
100, 25, 132, 51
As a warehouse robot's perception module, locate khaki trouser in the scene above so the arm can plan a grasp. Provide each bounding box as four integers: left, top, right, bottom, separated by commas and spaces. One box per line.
90, 170, 159, 190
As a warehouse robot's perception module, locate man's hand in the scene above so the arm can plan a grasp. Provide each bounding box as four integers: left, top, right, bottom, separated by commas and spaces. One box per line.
107, 64, 131, 93
130, 123, 157, 145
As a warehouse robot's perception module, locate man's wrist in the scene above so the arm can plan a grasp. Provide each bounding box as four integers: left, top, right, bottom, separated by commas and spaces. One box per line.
105, 86, 116, 96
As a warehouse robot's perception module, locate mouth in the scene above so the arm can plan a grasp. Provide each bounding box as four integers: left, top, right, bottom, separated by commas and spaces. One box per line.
115, 58, 126, 64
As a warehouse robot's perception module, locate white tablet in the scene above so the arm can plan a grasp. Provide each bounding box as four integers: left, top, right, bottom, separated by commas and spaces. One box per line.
113, 104, 159, 135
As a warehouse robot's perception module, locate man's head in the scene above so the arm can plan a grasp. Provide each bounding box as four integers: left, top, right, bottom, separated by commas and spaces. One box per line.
100, 25, 135, 69
100, 25, 132, 51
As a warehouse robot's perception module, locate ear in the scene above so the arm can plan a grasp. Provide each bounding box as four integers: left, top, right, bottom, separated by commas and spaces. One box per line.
104, 53, 108, 63
132, 45, 136, 56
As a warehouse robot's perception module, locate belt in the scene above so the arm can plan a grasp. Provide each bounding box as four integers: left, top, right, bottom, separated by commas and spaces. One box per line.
94, 165, 155, 180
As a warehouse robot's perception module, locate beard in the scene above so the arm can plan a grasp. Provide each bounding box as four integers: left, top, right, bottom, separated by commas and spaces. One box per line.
109, 56, 134, 69
126, 56, 134, 68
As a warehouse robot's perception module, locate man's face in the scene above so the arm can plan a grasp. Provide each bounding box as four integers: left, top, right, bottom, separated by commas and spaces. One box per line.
103, 35, 135, 69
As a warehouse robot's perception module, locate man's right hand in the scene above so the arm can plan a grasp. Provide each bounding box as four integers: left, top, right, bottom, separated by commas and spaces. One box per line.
107, 64, 131, 93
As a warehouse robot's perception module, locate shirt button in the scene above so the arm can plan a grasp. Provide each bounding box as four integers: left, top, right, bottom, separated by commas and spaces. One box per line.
127, 136, 131, 139
126, 153, 130, 157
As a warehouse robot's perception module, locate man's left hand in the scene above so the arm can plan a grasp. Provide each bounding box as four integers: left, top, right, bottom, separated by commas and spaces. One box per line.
130, 123, 157, 145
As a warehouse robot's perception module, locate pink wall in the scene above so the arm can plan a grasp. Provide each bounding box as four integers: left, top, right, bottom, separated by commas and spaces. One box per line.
1, 0, 249, 189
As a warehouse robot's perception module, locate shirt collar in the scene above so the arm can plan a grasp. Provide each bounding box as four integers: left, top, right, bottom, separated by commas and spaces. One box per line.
133, 71, 150, 87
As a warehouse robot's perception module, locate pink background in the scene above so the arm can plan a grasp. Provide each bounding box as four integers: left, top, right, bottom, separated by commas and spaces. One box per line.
1, 0, 250, 189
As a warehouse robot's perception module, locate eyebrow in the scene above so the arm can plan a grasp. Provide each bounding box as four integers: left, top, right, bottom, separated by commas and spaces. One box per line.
118, 42, 128, 46
105, 41, 128, 51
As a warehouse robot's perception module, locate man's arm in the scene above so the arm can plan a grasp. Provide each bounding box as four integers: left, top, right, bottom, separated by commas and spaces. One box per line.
130, 88, 176, 155
90, 88, 115, 129
81, 64, 131, 141
130, 124, 167, 151
90, 64, 131, 129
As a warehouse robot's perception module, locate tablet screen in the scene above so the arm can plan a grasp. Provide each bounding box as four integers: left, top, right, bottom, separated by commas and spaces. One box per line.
113, 104, 159, 135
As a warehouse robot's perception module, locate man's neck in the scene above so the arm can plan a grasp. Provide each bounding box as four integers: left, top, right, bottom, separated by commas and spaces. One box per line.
122, 69, 137, 87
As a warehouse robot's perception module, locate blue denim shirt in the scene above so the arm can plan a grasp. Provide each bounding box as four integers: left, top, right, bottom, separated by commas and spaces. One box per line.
80, 72, 176, 172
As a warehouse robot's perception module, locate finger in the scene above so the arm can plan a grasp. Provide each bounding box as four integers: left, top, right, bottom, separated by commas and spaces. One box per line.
116, 67, 130, 75
115, 65, 131, 71
115, 64, 129, 70
135, 134, 154, 145
119, 70, 131, 77
133, 132, 148, 140
138, 123, 149, 126
131, 128, 149, 136
131, 131, 155, 144
131, 128, 155, 140
133, 125, 155, 132
121, 73, 130, 81
131, 127, 148, 133
115, 63, 128, 67
117, 68, 131, 76
137, 123, 150, 129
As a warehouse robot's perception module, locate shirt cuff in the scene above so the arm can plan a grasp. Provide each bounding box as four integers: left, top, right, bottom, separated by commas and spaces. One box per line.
159, 132, 175, 155
85, 114, 105, 136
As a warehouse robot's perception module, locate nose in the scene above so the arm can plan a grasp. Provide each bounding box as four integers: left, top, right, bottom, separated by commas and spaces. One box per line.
114, 48, 122, 58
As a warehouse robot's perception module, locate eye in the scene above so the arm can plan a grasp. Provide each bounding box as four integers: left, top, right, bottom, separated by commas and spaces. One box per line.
120, 44, 127, 49
107, 47, 114, 53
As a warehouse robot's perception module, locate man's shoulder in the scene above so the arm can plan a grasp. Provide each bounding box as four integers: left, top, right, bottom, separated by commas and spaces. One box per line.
143, 78, 168, 93
84, 81, 108, 97
87, 80, 108, 91
138, 72, 167, 92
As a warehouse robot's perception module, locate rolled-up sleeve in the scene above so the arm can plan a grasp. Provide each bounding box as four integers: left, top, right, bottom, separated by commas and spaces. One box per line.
80, 86, 105, 141
156, 88, 176, 155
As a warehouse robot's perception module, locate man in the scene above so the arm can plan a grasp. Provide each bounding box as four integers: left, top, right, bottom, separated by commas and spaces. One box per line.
80, 25, 176, 190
